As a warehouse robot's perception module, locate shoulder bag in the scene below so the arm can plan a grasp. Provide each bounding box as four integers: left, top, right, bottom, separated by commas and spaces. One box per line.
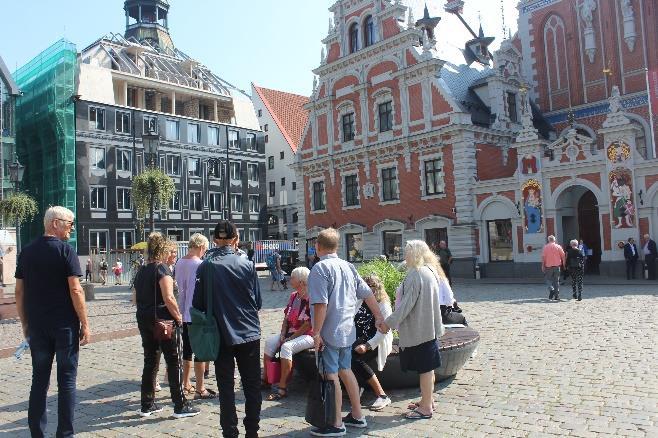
188, 261, 221, 361
305, 351, 337, 429
153, 263, 175, 342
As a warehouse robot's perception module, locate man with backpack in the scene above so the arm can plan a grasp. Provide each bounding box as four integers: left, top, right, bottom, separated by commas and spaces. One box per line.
99, 258, 108, 285
565, 239, 585, 301
267, 250, 287, 291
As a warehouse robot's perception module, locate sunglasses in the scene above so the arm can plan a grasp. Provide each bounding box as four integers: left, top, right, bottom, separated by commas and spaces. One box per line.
55, 218, 75, 229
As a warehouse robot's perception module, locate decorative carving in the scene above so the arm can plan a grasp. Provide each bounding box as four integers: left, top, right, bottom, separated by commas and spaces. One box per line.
321, 47, 326, 65
609, 167, 635, 228
621, 0, 636, 52
363, 182, 375, 199
521, 154, 538, 174
407, 8, 415, 29
579, 0, 597, 63
606, 140, 631, 163
522, 179, 543, 233
603, 85, 631, 127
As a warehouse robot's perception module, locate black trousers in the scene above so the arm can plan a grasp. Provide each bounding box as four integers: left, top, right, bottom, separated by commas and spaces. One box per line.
215, 339, 261, 438
137, 318, 185, 410
626, 259, 637, 280
441, 263, 452, 286
351, 348, 378, 388
646, 255, 657, 280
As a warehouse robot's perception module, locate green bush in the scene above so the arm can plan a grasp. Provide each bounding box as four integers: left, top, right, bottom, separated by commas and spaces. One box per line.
357, 259, 406, 303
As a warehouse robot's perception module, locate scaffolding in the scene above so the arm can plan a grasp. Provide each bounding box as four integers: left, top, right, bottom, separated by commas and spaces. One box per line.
14, 39, 78, 248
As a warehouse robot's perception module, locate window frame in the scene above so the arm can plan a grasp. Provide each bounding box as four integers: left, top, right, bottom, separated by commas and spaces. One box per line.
507, 92, 518, 123
487, 219, 514, 262
165, 119, 180, 141
209, 192, 223, 212
345, 233, 364, 262
381, 166, 399, 202
116, 187, 132, 211
269, 181, 276, 198
231, 194, 243, 213
116, 148, 132, 173
207, 126, 220, 146
166, 154, 181, 176
143, 115, 158, 134
90, 186, 107, 210
382, 230, 403, 261
187, 122, 200, 144
424, 158, 444, 196
229, 161, 241, 181
378, 101, 393, 133
280, 151, 285, 160
115, 110, 131, 134
344, 174, 360, 207
349, 23, 359, 53
189, 191, 203, 212
342, 112, 355, 142
246, 133, 257, 151
169, 190, 182, 211
89, 146, 106, 171
312, 180, 326, 211
249, 195, 261, 214
228, 129, 240, 149
89, 230, 109, 254
268, 156, 274, 170
89, 106, 105, 131
187, 157, 201, 177
364, 15, 375, 47
116, 229, 135, 250
247, 163, 259, 183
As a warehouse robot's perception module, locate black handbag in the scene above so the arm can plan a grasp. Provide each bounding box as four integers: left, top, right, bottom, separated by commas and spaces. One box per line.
305, 351, 336, 429
152, 263, 176, 342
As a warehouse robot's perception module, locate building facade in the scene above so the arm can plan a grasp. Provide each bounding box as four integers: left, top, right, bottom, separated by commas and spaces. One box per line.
0, 55, 19, 201
16, 0, 266, 255
296, 0, 658, 277
251, 85, 309, 240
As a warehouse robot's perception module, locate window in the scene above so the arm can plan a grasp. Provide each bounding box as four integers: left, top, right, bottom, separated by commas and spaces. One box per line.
507, 92, 518, 123
90, 147, 105, 170
268, 156, 274, 170
292, 181, 297, 191
166, 155, 181, 175
487, 219, 513, 262
230, 162, 241, 180
349, 23, 359, 53
425, 228, 448, 252
249, 229, 259, 242
292, 212, 298, 223
167, 230, 184, 242
170, 191, 181, 210
312, 181, 325, 211
381, 167, 398, 201
89, 107, 105, 130
116, 111, 131, 134
249, 195, 260, 213
117, 188, 132, 210
231, 194, 243, 213
269, 181, 276, 197
378, 101, 393, 132
364, 16, 375, 47
265, 134, 269, 143
383, 231, 403, 261
116, 230, 134, 250
346, 233, 364, 262
209, 193, 222, 212
246, 133, 257, 151
248, 163, 259, 182
188, 157, 201, 177
257, 109, 262, 117
90, 186, 107, 210
281, 177, 286, 187
264, 124, 269, 132
166, 120, 179, 140
143, 115, 158, 134
342, 113, 355, 142
344, 174, 359, 207
424, 158, 444, 196
89, 230, 109, 253
282, 208, 288, 224
189, 191, 202, 211
208, 126, 219, 145
208, 160, 222, 179
187, 123, 200, 143
229, 130, 239, 148
280, 151, 285, 160
116, 149, 131, 172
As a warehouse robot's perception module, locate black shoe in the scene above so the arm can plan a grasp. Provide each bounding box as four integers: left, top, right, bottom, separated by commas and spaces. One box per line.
554, 295, 560, 301
342, 412, 367, 428
140, 403, 163, 417
310, 425, 346, 436
577, 295, 582, 301
573, 292, 577, 299
173, 403, 200, 419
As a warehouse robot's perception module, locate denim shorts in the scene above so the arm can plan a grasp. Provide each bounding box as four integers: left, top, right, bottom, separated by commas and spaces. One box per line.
321, 343, 352, 374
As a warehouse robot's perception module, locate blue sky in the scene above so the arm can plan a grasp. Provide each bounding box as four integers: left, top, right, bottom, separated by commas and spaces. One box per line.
0, 1, 518, 97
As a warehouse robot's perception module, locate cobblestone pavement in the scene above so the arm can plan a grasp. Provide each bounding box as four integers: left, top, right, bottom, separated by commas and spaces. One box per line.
0, 279, 656, 437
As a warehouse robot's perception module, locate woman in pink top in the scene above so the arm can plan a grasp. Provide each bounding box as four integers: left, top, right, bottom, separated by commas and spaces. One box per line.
175, 233, 215, 399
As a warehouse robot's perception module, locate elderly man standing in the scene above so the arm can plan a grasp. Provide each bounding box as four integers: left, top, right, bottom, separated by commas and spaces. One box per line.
542, 235, 565, 301
642, 234, 657, 280
15, 206, 90, 438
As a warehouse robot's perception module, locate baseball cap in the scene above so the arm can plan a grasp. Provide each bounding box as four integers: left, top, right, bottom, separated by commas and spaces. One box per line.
214, 220, 238, 240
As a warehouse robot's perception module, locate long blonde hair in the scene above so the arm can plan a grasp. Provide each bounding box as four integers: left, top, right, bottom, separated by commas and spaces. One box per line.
404, 240, 447, 279
363, 273, 390, 304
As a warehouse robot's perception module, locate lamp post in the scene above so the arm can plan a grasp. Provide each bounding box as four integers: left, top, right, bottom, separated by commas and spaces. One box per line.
207, 157, 226, 219
8, 159, 25, 254
141, 131, 159, 233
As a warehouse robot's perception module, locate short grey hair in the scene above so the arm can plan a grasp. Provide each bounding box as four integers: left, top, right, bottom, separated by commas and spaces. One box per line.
43, 206, 74, 229
188, 233, 209, 249
644, 234, 650, 239
570, 239, 579, 247
290, 267, 310, 284
547, 235, 556, 243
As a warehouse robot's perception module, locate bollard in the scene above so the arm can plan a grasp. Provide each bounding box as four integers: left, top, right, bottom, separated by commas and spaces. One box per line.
644, 263, 649, 280
474, 264, 481, 280
83, 283, 95, 301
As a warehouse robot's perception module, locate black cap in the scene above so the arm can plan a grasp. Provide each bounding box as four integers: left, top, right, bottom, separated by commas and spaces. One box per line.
214, 220, 238, 240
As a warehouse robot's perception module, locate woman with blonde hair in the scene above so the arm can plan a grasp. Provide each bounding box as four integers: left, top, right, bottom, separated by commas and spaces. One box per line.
351, 273, 394, 411
379, 240, 444, 420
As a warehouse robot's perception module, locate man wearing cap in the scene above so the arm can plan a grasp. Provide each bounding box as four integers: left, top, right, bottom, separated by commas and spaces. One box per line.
193, 220, 262, 438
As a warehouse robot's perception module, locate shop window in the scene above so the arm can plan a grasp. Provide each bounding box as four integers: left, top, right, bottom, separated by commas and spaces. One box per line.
383, 231, 402, 261
487, 219, 513, 261
346, 233, 364, 262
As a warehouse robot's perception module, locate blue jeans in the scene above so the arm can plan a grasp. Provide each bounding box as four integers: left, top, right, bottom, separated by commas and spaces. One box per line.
28, 324, 80, 438
321, 343, 352, 374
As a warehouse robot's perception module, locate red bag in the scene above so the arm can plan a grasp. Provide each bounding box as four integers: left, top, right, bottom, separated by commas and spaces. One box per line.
264, 355, 293, 385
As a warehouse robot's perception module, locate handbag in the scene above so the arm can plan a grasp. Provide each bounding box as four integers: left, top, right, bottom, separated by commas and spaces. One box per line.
152, 263, 175, 342
305, 351, 336, 429
188, 261, 221, 361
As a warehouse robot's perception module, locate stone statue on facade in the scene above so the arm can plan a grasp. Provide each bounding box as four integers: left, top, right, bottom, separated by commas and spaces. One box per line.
621, 0, 636, 51
580, 0, 597, 63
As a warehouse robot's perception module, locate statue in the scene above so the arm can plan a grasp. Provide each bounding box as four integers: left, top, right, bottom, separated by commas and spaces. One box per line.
609, 85, 622, 113
580, 0, 597, 62
621, 0, 636, 51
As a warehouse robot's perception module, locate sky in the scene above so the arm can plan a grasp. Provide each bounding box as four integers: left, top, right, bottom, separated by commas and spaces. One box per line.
0, 1, 519, 97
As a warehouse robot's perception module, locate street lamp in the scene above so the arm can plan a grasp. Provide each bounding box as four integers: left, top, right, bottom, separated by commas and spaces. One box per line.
142, 133, 160, 168
207, 157, 229, 220
8, 159, 25, 254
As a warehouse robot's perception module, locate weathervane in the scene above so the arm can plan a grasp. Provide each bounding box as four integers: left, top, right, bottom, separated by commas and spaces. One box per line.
444, 0, 495, 66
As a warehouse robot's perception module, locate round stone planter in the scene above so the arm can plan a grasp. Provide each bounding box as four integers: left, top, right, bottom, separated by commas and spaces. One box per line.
294, 326, 480, 388
83, 283, 95, 301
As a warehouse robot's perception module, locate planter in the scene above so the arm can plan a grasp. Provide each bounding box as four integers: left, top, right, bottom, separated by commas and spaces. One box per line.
83, 283, 95, 301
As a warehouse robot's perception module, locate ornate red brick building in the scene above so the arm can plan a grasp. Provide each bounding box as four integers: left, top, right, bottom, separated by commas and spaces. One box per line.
295, 0, 658, 277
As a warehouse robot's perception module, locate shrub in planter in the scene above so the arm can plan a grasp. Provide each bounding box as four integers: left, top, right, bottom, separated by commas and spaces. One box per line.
357, 259, 406, 304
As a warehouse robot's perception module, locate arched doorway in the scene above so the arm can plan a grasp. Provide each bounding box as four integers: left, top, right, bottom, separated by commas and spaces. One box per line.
556, 186, 602, 274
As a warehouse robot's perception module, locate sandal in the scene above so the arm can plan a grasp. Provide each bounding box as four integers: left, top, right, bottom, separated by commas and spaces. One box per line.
195, 388, 216, 399
407, 401, 435, 411
405, 408, 432, 420
184, 385, 195, 395
266, 387, 288, 401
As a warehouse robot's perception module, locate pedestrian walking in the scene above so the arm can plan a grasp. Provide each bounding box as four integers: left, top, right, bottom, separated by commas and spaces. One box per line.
192, 220, 262, 438
378, 240, 445, 420
85, 258, 93, 283
624, 238, 639, 280
436, 241, 453, 286
565, 239, 585, 301
113, 259, 123, 285
307, 228, 385, 436
99, 257, 108, 285
15, 206, 90, 437
134, 232, 199, 419
642, 234, 657, 280
542, 235, 565, 300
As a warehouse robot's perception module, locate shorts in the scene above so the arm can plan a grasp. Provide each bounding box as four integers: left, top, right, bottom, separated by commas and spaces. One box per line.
321, 343, 352, 374
182, 323, 202, 362
264, 334, 314, 361
400, 338, 441, 374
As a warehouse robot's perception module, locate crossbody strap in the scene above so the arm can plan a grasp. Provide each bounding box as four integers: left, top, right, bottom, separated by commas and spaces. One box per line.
153, 262, 159, 320
203, 261, 213, 315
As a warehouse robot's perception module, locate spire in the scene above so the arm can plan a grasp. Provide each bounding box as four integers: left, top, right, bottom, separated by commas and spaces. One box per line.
415, 3, 441, 40
124, 0, 174, 52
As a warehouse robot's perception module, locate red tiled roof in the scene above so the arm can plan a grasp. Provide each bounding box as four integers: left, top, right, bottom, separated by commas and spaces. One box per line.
252, 84, 310, 153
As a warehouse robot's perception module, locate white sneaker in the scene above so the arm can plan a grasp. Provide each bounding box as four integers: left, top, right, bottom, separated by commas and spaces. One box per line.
369, 395, 391, 411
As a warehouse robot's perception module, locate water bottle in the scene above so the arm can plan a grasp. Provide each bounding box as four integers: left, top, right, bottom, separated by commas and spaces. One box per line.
14, 338, 30, 360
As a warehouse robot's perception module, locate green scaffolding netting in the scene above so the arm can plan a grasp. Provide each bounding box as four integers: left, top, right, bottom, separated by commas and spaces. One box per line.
14, 39, 78, 249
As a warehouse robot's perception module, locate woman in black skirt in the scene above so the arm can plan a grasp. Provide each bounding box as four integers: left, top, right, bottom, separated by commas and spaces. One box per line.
379, 240, 445, 420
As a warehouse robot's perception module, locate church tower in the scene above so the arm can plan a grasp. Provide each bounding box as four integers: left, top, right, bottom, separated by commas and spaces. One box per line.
124, 0, 174, 52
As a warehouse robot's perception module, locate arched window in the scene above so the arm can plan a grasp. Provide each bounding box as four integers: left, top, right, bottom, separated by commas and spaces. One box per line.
364, 16, 375, 47
543, 15, 569, 93
349, 23, 359, 53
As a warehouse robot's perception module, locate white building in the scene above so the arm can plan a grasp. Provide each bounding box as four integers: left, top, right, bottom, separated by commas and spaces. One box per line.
252, 85, 309, 240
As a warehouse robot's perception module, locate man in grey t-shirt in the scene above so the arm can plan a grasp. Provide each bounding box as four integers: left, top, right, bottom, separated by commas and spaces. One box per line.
308, 228, 384, 436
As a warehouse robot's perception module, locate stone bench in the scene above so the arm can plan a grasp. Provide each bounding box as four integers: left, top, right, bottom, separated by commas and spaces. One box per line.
293, 326, 480, 389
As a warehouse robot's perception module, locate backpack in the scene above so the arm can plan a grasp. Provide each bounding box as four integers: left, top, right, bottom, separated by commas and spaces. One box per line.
266, 254, 276, 270
569, 251, 584, 269
100, 261, 108, 270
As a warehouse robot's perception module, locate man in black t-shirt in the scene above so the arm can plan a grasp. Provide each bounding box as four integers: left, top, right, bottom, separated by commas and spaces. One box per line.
15, 206, 89, 438
437, 240, 453, 286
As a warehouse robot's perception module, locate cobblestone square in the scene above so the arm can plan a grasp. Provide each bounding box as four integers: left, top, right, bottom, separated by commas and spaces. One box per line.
0, 279, 656, 437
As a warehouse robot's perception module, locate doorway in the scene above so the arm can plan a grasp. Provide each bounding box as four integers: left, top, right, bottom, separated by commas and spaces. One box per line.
577, 190, 601, 274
